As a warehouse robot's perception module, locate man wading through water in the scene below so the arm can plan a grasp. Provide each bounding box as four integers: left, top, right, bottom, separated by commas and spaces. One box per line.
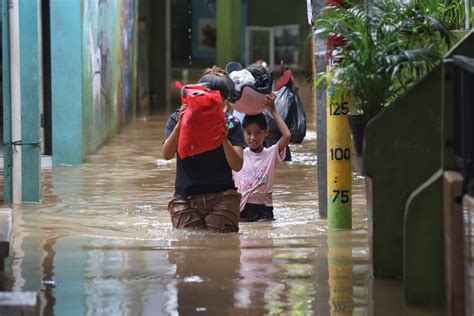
162, 66, 246, 233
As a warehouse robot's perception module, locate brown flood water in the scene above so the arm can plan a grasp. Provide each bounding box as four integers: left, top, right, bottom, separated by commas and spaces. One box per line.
3, 78, 444, 315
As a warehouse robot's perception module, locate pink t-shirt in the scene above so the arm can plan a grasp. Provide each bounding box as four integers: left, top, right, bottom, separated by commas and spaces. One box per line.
235, 144, 286, 211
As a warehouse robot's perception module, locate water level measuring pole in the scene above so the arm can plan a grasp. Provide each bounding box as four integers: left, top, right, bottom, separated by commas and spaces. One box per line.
326, 64, 352, 229
327, 230, 354, 314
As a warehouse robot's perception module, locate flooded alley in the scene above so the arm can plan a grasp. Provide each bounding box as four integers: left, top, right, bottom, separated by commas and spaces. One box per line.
2, 0, 472, 314
1, 79, 444, 315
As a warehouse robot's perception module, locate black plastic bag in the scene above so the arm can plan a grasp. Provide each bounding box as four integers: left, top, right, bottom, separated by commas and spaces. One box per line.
226, 62, 273, 103
266, 79, 306, 143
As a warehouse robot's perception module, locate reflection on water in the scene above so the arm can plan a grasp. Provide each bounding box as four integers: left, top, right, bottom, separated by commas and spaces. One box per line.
327, 230, 356, 316
1, 78, 444, 315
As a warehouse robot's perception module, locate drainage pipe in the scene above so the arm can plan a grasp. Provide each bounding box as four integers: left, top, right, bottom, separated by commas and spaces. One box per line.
9, 0, 22, 204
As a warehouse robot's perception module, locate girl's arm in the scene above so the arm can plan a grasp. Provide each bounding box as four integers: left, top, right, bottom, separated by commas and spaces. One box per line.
162, 106, 186, 160
222, 133, 243, 171
266, 93, 291, 153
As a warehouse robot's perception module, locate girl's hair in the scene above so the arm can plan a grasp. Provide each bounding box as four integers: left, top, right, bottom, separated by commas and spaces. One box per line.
198, 66, 235, 100
242, 113, 268, 130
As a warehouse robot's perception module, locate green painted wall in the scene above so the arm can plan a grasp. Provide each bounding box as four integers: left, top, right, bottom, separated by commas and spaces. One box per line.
402, 33, 474, 307
247, 0, 307, 29
363, 67, 444, 279
404, 170, 444, 307
216, 0, 241, 68
363, 30, 474, 289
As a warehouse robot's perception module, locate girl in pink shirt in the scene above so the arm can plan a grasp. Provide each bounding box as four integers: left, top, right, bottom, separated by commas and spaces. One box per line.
235, 93, 291, 221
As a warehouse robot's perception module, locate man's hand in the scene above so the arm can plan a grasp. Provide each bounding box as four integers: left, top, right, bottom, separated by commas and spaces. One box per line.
222, 125, 229, 144
176, 105, 187, 128
162, 105, 187, 160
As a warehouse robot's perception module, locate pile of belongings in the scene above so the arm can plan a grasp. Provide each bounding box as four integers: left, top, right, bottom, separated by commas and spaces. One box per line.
226, 61, 273, 115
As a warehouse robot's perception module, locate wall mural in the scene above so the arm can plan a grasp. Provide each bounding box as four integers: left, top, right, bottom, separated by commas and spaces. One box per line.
82, 0, 137, 154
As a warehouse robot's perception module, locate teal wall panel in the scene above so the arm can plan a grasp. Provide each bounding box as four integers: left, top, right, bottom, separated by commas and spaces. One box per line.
51, 0, 84, 165
2, 0, 12, 202
19, 0, 41, 202
51, 0, 138, 165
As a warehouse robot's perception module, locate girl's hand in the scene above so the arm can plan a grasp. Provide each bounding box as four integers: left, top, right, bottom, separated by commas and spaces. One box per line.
265, 93, 277, 112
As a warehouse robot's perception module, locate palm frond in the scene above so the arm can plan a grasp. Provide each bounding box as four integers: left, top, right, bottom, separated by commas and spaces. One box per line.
313, 0, 454, 120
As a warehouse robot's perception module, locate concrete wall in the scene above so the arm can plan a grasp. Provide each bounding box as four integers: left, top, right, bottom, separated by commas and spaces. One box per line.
51, 0, 84, 166
82, 0, 139, 155
2, 0, 13, 201
2, 0, 42, 202
51, 0, 139, 165
19, 0, 42, 202
363, 30, 474, 307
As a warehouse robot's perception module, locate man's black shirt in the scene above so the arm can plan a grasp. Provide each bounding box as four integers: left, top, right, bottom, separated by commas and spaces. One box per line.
164, 111, 245, 198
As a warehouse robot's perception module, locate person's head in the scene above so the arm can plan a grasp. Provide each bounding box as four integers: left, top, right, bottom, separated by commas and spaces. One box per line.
242, 114, 268, 152
198, 66, 235, 102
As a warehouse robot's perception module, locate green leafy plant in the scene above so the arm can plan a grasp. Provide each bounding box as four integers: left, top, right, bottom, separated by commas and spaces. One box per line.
314, 0, 454, 122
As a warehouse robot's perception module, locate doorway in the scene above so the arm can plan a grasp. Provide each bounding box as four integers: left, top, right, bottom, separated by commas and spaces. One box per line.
41, 0, 52, 156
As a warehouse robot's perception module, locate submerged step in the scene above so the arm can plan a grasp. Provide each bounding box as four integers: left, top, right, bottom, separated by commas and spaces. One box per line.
0, 292, 39, 315
0, 208, 12, 271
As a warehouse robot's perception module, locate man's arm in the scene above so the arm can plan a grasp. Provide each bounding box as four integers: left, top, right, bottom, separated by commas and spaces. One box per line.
222, 134, 243, 171
162, 106, 185, 160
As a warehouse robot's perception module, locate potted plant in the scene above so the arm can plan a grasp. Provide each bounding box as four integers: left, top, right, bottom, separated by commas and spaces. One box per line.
314, 0, 455, 155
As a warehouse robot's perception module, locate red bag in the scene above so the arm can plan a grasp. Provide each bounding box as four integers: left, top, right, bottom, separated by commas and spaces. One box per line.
176, 81, 225, 159
275, 60, 293, 91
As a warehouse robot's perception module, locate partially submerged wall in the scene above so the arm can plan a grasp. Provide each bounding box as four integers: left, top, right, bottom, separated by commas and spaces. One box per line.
82, 0, 139, 156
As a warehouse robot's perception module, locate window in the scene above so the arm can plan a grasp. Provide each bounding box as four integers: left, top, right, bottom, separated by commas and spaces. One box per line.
246, 24, 300, 69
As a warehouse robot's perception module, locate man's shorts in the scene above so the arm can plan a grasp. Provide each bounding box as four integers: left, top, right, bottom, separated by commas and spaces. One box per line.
168, 189, 241, 233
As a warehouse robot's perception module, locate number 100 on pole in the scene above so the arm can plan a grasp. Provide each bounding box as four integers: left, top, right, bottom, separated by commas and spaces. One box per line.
326, 66, 352, 230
